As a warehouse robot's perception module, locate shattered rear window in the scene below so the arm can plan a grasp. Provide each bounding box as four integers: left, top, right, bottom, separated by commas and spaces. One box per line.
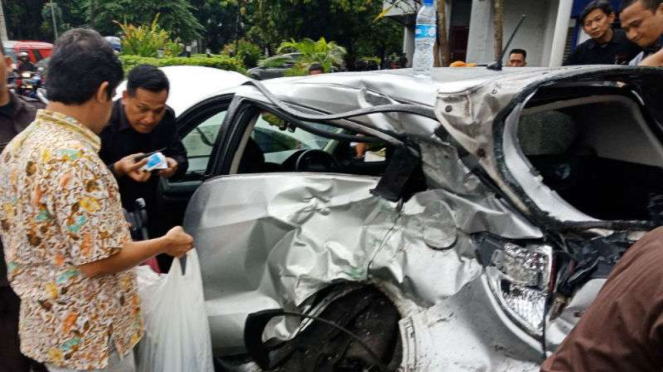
518, 97, 663, 221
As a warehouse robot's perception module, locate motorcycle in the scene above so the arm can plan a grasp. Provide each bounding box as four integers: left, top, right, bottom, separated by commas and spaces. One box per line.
15, 69, 42, 99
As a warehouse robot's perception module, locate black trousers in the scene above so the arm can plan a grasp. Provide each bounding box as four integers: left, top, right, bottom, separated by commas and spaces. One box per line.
0, 286, 48, 372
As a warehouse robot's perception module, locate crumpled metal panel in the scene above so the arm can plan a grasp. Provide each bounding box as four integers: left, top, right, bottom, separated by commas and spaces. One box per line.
237, 74, 442, 139
369, 188, 542, 308
419, 140, 485, 196
398, 277, 542, 372
184, 173, 398, 353
187, 168, 543, 356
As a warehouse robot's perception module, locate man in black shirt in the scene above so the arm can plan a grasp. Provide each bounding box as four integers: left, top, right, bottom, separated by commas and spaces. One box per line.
564, 0, 642, 65
99, 65, 187, 245
507, 49, 528, 67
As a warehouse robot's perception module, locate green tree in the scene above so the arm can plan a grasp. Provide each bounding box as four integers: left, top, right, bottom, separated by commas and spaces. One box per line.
4, 0, 44, 40
40, 3, 65, 40
247, 0, 402, 69
90, 0, 204, 42
4, 0, 87, 42
190, 0, 243, 53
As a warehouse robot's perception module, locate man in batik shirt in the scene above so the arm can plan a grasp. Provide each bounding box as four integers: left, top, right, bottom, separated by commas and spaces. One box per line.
0, 29, 194, 372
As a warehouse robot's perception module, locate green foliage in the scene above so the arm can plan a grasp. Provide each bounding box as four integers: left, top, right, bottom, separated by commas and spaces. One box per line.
116, 15, 182, 57
90, 0, 204, 42
189, 0, 243, 54
221, 39, 263, 68
119, 55, 247, 75
4, 0, 403, 70
277, 37, 347, 75
247, 0, 403, 66
40, 3, 67, 39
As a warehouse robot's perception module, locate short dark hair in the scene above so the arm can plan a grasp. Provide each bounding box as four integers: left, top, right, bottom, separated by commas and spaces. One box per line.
510, 49, 527, 59
620, 0, 663, 12
581, 0, 614, 23
308, 63, 323, 72
46, 29, 123, 104
126, 64, 170, 96
0, 39, 4, 57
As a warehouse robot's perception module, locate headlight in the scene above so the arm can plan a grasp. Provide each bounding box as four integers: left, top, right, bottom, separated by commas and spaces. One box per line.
22, 72, 31, 78
486, 243, 552, 338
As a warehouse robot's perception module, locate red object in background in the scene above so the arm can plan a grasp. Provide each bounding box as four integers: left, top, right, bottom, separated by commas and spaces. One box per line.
142, 257, 161, 274
3, 41, 53, 63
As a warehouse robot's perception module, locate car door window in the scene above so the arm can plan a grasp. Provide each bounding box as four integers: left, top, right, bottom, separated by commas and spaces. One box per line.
232, 110, 394, 178
182, 110, 227, 175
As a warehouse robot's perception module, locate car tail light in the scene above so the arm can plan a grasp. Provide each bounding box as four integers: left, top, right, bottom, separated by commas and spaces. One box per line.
486, 243, 552, 337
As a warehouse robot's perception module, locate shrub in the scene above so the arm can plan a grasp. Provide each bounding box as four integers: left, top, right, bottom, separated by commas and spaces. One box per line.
221, 39, 263, 68
116, 15, 183, 57
276, 38, 347, 76
119, 55, 247, 75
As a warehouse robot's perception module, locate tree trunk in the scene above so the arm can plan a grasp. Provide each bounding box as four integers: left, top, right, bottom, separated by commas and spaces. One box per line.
437, 0, 450, 66
89, 0, 97, 28
493, 0, 504, 61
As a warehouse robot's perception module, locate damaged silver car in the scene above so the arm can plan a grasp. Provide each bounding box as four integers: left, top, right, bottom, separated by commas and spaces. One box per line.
154, 65, 663, 371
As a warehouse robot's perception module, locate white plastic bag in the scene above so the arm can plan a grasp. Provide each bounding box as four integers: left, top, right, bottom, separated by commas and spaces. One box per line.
136, 250, 214, 372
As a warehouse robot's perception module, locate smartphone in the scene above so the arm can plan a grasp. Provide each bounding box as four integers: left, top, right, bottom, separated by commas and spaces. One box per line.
135, 148, 166, 162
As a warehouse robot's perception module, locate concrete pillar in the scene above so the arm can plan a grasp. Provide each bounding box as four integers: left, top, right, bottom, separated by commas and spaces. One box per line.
548, 0, 573, 67
0, 1, 8, 42
403, 26, 415, 67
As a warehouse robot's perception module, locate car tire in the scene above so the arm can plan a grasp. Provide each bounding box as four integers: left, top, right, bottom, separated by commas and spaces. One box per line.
264, 286, 402, 372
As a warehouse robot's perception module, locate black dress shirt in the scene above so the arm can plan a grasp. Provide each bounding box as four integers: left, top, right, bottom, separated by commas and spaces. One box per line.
99, 100, 188, 223
564, 29, 642, 66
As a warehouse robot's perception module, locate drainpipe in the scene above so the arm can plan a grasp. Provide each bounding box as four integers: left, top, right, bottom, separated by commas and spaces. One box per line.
548, 0, 573, 67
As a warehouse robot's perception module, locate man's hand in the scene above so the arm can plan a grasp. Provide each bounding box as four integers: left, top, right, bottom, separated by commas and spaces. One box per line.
113, 154, 150, 182
640, 49, 663, 67
158, 157, 179, 179
162, 226, 194, 258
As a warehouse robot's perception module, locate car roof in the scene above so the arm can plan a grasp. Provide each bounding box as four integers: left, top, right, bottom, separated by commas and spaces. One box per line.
115, 66, 250, 117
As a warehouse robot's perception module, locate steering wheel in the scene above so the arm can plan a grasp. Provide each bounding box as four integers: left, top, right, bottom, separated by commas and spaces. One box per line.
294, 149, 341, 172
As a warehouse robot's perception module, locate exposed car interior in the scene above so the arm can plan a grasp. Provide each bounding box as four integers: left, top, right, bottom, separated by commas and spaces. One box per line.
232, 111, 398, 178
518, 91, 663, 221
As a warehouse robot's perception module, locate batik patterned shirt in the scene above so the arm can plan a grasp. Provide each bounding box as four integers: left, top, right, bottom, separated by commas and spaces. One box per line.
0, 110, 143, 370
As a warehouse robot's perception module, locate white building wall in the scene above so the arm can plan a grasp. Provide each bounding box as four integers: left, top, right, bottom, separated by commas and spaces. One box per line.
466, 0, 558, 66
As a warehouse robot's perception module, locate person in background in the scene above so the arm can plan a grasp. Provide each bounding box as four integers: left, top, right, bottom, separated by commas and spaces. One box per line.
564, 0, 642, 65
99, 64, 188, 272
0, 28, 194, 372
308, 63, 324, 75
619, 0, 663, 65
16, 52, 36, 73
0, 38, 48, 372
398, 52, 409, 68
506, 49, 528, 67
